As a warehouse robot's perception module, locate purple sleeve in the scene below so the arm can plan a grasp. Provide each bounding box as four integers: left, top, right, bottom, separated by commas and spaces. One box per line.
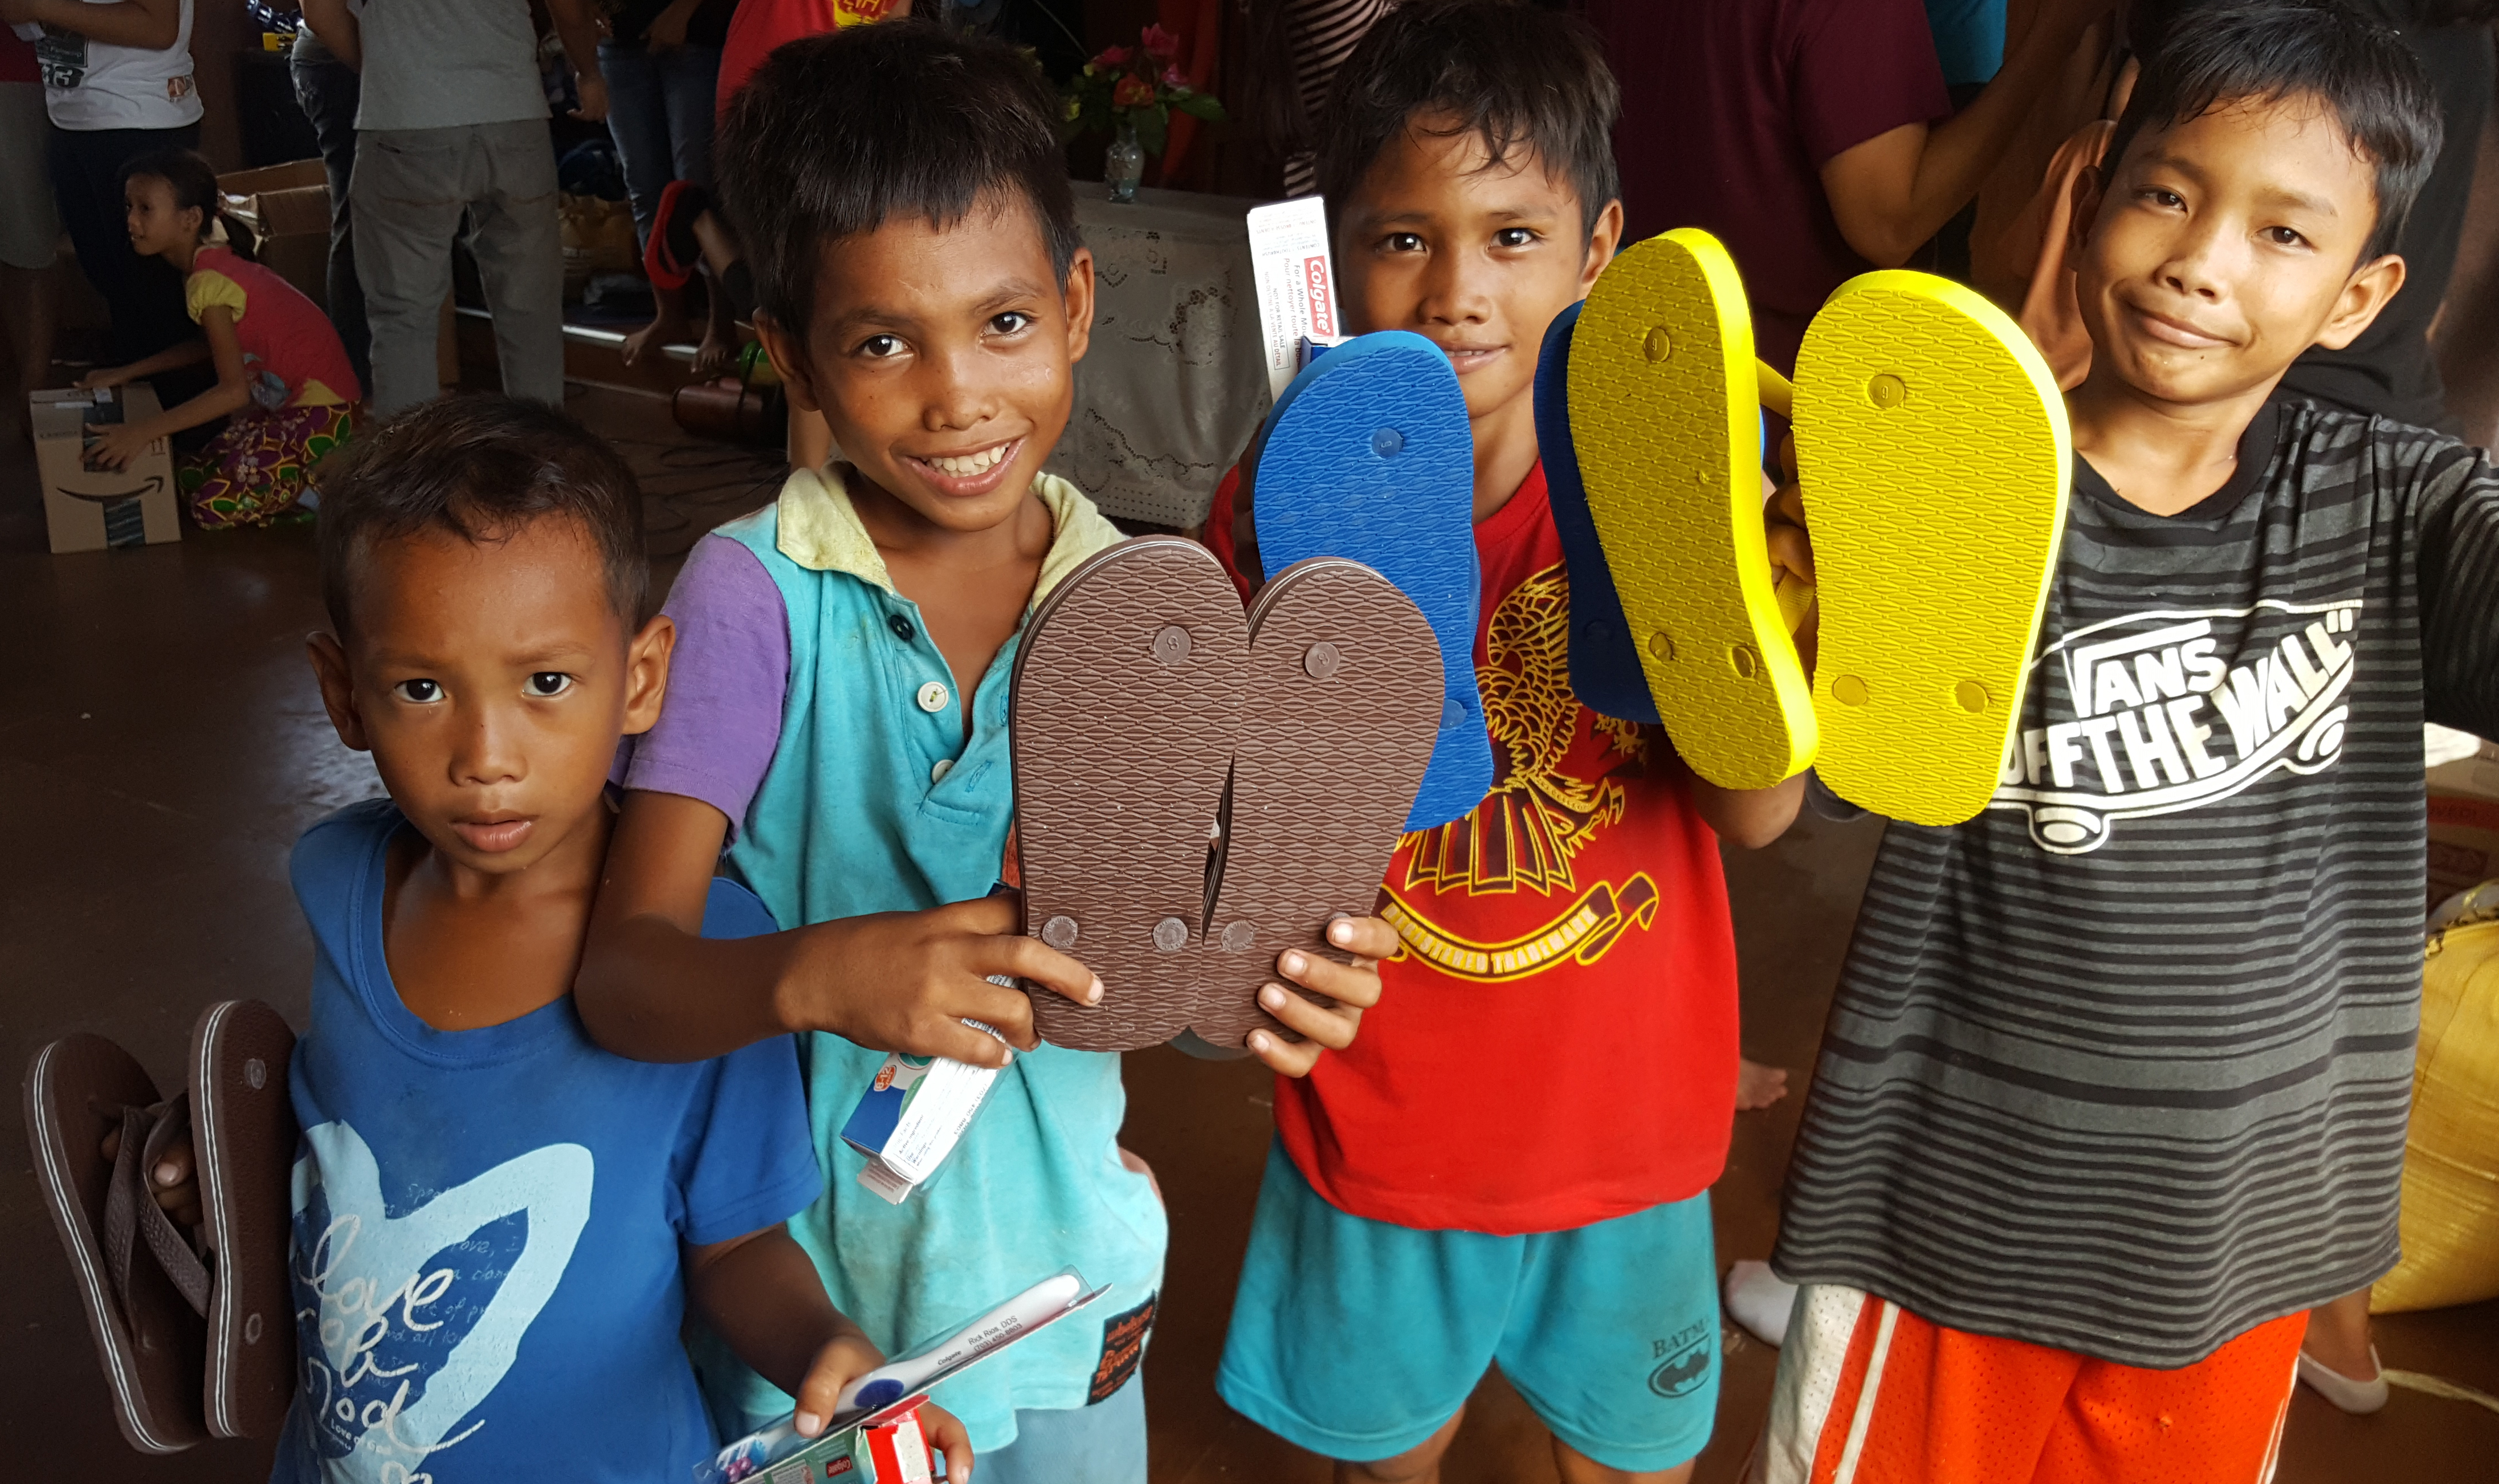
623, 533, 789, 839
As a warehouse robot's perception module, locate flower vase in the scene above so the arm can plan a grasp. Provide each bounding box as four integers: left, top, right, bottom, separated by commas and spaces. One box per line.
1106, 120, 1144, 203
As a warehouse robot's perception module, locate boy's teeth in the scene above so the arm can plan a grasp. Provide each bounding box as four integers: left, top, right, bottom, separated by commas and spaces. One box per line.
929, 445, 1006, 477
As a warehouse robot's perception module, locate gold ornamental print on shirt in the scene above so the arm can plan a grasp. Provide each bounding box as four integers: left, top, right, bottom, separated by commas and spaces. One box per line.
1990, 597, 2359, 853
1382, 564, 1662, 981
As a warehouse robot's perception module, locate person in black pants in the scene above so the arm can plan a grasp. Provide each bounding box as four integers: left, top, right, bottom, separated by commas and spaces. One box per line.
15, 0, 214, 410
288, 1, 370, 390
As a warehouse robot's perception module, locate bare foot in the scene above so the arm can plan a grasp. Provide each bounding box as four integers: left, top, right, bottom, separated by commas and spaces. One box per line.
692, 324, 736, 378
1736, 1058, 1789, 1111
622, 312, 689, 368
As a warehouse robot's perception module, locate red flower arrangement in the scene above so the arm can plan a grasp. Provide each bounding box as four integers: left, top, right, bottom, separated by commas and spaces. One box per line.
1061, 22, 1225, 157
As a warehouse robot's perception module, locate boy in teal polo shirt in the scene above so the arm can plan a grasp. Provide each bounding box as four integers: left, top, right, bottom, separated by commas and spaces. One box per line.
571, 23, 1400, 1483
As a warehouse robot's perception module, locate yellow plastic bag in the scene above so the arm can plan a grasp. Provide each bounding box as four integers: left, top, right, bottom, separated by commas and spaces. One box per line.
2372, 901, 2499, 1313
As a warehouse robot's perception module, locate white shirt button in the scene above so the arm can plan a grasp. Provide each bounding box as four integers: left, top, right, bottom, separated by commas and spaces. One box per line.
931, 759, 953, 784
916, 681, 949, 713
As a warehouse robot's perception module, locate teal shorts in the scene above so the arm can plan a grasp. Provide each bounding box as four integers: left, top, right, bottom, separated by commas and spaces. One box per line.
1216, 1140, 1720, 1472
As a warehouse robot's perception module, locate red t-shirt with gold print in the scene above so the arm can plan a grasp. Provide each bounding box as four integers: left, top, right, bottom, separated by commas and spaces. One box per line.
1201, 460, 1740, 1235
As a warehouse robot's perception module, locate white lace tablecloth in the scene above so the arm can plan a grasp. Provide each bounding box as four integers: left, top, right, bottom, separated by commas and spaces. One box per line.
1044, 182, 1272, 531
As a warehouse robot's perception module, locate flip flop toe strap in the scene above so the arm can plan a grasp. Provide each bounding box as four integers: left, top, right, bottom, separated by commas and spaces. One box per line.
103, 1095, 211, 1322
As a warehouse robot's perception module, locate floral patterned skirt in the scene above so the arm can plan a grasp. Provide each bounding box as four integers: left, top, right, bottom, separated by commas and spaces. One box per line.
178, 401, 356, 529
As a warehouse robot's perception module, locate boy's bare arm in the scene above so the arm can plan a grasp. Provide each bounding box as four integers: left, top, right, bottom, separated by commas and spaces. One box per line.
576, 789, 1100, 1066
1818, 0, 2116, 268
1690, 773, 1806, 849
686, 1225, 975, 1463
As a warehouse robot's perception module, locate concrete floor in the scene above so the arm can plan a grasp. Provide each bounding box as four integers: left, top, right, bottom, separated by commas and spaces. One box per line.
3, 385, 2493, 1479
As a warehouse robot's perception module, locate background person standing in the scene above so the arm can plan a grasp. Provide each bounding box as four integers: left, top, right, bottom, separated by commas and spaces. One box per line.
301, 0, 608, 414
6, 0, 206, 408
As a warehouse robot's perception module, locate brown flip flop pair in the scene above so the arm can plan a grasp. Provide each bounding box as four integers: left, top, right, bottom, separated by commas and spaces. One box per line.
1010, 536, 1443, 1051
23, 1000, 299, 1453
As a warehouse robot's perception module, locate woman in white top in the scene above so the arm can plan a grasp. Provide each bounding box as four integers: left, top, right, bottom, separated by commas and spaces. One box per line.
5, 0, 205, 386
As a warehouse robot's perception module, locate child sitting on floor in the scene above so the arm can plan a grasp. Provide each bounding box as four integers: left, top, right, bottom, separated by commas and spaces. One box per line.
1759, 5, 2499, 1479
78, 149, 357, 528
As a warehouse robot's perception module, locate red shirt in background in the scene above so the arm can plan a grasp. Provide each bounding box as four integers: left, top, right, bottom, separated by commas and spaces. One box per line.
1, 28, 39, 84
716, 0, 906, 115
1203, 463, 1742, 1235
1584, 0, 1949, 373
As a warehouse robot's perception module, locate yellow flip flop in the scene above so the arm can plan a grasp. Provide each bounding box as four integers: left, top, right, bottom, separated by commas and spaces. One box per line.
1568, 228, 1816, 790
1791, 271, 2070, 826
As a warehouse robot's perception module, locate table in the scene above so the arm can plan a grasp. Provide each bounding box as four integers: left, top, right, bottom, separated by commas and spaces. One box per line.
1044, 182, 1274, 531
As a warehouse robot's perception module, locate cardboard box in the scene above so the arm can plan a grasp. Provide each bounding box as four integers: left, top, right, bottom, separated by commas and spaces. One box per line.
2429, 792, 2499, 914
31, 387, 181, 554
219, 158, 332, 311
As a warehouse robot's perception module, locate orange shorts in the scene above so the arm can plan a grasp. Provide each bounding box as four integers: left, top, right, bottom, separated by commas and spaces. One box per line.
1758, 1285, 2306, 1484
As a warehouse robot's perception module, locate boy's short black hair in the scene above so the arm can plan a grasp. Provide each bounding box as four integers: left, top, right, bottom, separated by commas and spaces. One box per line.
2106, 0, 2443, 260
317, 395, 647, 636
714, 19, 1081, 345
1315, 0, 1621, 238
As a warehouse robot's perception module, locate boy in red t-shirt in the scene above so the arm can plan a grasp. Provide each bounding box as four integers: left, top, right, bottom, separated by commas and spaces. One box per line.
1202, 6, 1802, 1481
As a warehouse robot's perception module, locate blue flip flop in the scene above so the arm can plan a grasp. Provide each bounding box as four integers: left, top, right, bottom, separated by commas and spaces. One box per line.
1245, 329, 1490, 830
1535, 301, 1661, 725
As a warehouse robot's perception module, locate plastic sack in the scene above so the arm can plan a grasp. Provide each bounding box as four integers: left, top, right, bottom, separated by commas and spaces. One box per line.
2372, 895, 2499, 1314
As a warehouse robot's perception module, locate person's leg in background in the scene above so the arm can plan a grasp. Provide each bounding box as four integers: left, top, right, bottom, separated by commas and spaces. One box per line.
291, 39, 371, 392
2296, 1286, 2387, 1413
1, 78, 62, 415
464, 118, 568, 406
602, 40, 691, 367
660, 39, 733, 372
353, 126, 473, 414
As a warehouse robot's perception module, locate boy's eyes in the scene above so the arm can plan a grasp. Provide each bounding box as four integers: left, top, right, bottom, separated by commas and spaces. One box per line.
2262, 225, 2309, 248
524, 672, 574, 698
2141, 187, 2187, 210
1493, 227, 1536, 248
392, 678, 444, 704
989, 311, 1035, 335
1383, 232, 1426, 254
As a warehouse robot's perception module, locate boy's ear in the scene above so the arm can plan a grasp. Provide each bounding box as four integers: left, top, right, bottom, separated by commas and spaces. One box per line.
1579, 199, 1626, 297
306, 631, 370, 753
621, 614, 676, 737
2068, 163, 2106, 262
1061, 247, 1096, 365
2313, 253, 2407, 352
753, 313, 822, 415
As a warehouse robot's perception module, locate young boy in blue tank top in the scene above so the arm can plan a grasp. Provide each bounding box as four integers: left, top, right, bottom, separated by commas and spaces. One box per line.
571, 22, 1403, 1481
268, 394, 968, 1482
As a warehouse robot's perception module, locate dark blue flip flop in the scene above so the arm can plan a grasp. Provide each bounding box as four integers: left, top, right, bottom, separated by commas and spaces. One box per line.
1245, 330, 1490, 830
1538, 301, 1773, 728
1535, 302, 1661, 725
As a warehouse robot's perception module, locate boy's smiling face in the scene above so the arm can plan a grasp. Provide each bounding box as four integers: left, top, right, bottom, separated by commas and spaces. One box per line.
1336, 115, 1620, 429
763, 192, 1093, 535
311, 515, 670, 880
2074, 94, 2407, 409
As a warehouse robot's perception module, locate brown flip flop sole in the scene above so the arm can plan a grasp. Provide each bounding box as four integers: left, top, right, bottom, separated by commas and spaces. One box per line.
1195, 557, 1443, 1049
24, 1035, 207, 1454
1012, 536, 1246, 1051
192, 1000, 297, 1440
